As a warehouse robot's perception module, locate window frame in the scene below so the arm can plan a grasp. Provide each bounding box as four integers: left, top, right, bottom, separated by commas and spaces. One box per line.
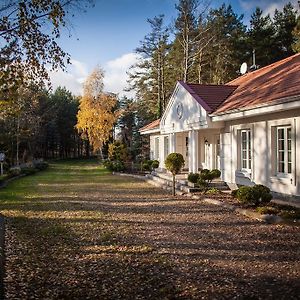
276, 126, 292, 176
240, 129, 252, 172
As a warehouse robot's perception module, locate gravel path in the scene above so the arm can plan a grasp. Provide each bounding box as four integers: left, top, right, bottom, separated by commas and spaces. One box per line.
1, 161, 300, 299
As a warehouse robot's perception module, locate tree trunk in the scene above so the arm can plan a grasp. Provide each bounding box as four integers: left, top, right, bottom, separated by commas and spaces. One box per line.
16, 114, 20, 166
172, 174, 176, 196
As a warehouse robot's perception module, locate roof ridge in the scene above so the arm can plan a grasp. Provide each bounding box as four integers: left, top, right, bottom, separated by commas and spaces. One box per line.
180, 81, 238, 88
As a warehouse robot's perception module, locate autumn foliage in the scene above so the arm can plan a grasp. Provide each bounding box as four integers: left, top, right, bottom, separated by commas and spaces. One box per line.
76, 67, 118, 152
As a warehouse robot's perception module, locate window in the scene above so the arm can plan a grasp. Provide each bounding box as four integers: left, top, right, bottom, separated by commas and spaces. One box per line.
276, 126, 292, 174
240, 129, 251, 171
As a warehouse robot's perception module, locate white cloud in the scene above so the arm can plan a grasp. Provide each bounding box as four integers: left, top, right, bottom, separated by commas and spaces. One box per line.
49, 53, 140, 97
48, 59, 88, 96
103, 52, 141, 97
239, 0, 298, 17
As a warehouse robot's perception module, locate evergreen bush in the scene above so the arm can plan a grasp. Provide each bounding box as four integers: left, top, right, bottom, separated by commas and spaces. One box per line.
142, 162, 150, 171
187, 173, 200, 184
151, 160, 159, 169
236, 184, 272, 206
165, 153, 185, 196
8, 167, 21, 177
197, 168, 221, 190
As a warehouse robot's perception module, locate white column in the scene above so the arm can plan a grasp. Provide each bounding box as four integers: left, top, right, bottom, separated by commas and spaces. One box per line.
169, 133, 176, 153
193, 130, 199, 173
159, 135, 165, 169
188, 130, 199, 173
188, 131, 193, 172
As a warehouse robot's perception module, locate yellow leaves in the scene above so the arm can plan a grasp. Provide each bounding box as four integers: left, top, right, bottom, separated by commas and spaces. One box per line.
76, 66, 118, 152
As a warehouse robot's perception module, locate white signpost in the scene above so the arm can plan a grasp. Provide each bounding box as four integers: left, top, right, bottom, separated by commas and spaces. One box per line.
0, 153, 5, 176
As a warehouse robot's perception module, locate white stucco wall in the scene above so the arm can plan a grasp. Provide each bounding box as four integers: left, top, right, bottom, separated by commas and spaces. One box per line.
221, 109, 300, 196
161, 84, 208, 134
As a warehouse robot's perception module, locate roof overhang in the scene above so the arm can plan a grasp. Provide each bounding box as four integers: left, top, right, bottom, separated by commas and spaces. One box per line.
210, 95, 300, 122
139, 128, 160, 135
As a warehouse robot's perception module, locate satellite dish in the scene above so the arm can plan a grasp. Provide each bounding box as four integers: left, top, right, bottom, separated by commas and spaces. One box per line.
240, 62, 247, 75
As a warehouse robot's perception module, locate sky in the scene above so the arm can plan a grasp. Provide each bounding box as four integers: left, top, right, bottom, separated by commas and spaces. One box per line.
49, 0, 298, 97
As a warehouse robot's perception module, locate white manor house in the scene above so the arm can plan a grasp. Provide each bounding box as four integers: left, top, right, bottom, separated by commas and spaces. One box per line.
140, 54, 300, 197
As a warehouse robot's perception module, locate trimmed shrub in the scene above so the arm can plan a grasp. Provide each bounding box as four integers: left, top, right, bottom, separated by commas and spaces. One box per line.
165, 153, 185, 175
188, 173, 200, 184
8, 166, 21, 177
210, 169, 221, 179
147, 160, 153, 167
165, 153, 185, 196
142, 162, 150, 171
236, 186, 256, 205
236, 184, 272, 206
197, 168, 222, 190
151, 160, 159, 169
252, 184, 272, 204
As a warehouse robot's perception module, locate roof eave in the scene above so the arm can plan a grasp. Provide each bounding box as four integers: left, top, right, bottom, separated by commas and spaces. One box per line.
210, 95, 300, 122
139, 128, 161, 135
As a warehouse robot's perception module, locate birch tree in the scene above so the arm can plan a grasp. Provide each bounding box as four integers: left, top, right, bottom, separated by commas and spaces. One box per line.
76, 67, 118, 152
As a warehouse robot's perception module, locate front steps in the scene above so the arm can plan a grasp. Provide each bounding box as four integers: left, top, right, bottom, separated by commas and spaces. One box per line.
146, 170, 229, 193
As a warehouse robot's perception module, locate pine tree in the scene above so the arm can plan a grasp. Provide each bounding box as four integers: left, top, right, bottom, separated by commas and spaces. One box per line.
205, 4, 246, 84
274, 2, 298, 59
168, 0, 208, 83
128, 15, 169, 119
292, 1, 300, 53
247, 8, 277, 67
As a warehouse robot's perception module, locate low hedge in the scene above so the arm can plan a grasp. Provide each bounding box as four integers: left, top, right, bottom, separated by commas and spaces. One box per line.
234, 184, 272, 207
188, 173, 200, 184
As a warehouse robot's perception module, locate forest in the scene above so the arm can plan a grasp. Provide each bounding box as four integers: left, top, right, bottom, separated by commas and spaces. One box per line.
0, 0, 300, 167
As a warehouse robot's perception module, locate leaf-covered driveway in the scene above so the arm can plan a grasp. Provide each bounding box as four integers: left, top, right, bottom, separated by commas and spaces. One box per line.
0, 160, 299, 299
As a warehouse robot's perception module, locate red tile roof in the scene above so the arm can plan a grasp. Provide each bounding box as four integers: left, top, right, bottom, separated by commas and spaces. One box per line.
180, 81, 238, 113
213, 53, 300, 114
139, 119, 160, 132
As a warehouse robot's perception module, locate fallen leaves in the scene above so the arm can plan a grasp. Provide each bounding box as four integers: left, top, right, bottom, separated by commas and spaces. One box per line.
1, 160, 300, 299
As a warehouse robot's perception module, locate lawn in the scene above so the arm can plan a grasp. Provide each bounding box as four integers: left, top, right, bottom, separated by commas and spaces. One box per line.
0, 159, 299, 299
0, 159, 179, 299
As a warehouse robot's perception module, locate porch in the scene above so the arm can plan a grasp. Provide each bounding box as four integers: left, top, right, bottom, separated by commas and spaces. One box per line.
153, 128, 221, 173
